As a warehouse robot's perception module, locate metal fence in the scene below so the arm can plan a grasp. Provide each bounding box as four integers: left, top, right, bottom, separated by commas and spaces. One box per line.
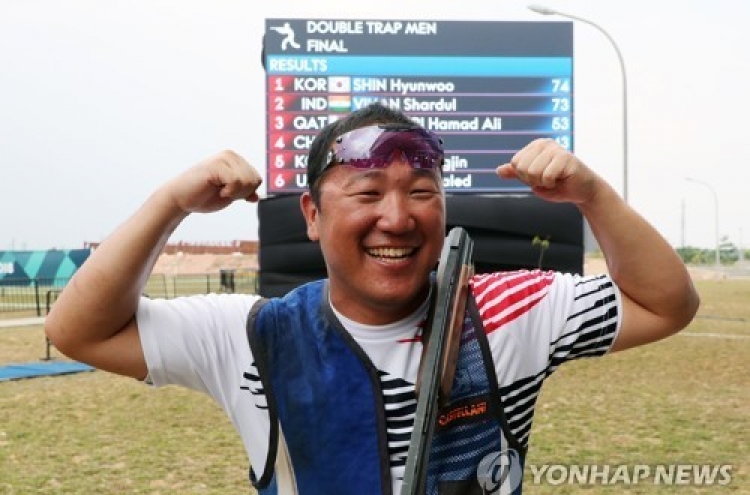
0, 271, 259, 316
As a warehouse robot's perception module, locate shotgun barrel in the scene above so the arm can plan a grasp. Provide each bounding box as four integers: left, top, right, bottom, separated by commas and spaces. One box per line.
400, 226, 474, 495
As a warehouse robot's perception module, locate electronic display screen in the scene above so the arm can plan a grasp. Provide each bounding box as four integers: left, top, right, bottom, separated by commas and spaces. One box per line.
263, 19, 573, 194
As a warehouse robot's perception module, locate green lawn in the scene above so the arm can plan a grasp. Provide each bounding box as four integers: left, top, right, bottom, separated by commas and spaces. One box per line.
1, 279, 747, 493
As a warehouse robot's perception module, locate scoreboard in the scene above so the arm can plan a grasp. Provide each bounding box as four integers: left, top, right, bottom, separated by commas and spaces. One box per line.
263, 19, 573, 194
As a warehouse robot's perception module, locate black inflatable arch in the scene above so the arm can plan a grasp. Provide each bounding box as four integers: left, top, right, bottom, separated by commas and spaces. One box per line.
257, 194, 583, 298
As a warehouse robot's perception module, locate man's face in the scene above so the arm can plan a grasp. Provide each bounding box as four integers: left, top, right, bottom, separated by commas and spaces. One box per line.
301, 157, 446, 325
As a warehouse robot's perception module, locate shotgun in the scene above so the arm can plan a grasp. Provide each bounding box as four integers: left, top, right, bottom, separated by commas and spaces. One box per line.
400, 226, 475, 495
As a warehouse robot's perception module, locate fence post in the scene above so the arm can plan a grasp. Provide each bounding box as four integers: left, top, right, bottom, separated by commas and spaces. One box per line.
43, 289, 60, 360
33, 279, 41, 316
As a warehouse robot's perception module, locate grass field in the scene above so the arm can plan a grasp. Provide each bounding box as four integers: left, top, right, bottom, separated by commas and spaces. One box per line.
1, 279, 748, 494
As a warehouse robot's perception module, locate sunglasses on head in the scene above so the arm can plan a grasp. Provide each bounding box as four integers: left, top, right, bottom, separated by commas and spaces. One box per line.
322, 124, 445, 174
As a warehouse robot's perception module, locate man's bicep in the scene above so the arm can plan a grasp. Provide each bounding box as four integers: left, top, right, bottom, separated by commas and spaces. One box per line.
82, 317, 148, 380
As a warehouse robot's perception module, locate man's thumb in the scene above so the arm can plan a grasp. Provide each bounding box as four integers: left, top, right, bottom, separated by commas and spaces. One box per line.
496, 163, 516, 179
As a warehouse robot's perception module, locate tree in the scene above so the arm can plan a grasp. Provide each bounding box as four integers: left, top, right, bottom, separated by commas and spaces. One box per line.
532, 235, 550, 269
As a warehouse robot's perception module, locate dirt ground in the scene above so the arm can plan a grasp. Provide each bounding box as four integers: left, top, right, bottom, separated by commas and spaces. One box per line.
152, 253, 258, 275
155, 252, 733, 281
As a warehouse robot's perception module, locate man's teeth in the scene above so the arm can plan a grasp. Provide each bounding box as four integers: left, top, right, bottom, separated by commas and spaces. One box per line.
367, 247, 414, 258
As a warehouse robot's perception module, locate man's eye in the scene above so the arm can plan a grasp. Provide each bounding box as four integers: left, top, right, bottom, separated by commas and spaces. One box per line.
411, 175, 441, 196
355, 190, 380, 197
412, 188, 438, 198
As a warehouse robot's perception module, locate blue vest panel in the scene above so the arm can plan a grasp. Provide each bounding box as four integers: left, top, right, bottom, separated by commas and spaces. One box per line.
250, 281, 390, 495
248, 280, 523, 495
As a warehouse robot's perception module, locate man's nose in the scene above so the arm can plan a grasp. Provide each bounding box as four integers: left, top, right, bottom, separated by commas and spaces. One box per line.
376, 192, 415, 233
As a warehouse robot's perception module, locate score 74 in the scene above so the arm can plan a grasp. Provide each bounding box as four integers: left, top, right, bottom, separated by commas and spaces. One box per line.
551, 78, 570, 92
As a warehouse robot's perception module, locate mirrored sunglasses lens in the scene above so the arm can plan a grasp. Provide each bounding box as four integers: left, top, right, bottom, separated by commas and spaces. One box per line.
347, 157, 387, 169
405, 151, 442, 169
330, 127, 443, 170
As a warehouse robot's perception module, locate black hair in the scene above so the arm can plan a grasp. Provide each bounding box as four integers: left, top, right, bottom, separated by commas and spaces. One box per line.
306, 102, 417, 205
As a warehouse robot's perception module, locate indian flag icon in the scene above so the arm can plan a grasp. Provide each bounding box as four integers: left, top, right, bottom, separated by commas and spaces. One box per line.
328, 95, 351, 112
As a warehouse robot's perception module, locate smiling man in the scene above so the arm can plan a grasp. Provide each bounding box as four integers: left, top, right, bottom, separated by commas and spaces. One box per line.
45, 102, 699, 494
302, 121, 447, 324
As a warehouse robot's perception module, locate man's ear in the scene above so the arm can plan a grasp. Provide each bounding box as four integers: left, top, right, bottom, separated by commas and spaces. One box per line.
300, 192, 320, 241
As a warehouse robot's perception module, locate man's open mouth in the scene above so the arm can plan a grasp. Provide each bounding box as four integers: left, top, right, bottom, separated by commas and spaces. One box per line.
366, 247, 416, 260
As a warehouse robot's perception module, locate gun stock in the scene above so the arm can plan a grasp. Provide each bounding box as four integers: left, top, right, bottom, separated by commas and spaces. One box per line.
400, 227, 474, 495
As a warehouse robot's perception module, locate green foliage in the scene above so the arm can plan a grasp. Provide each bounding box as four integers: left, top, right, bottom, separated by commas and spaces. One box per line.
532, 235, 551, 269
676, 246, 745, 265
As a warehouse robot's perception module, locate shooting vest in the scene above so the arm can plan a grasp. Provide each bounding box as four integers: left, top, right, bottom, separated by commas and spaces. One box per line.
247, 280, 524, 495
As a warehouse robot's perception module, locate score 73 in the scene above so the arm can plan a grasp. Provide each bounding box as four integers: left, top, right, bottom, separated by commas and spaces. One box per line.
552, 98, 570, 112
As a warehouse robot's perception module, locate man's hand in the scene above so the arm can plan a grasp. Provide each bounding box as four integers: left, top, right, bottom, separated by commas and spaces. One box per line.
164, 150, 263, 215
496, 138, 599, 205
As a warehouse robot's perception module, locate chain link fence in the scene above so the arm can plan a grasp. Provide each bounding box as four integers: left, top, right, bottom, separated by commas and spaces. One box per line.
0, 271, 259, 316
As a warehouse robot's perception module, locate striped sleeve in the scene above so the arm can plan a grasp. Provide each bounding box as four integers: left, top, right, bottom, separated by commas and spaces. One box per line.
471, 269, 621, 365
549, 272, 621, 363
470, 270, 622, 445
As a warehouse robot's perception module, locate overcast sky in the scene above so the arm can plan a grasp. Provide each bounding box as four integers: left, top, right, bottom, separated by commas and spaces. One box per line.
2, 0, 748, 251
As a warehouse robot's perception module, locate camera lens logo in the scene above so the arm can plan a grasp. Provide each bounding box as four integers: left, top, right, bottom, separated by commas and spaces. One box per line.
476, 449, 523, 494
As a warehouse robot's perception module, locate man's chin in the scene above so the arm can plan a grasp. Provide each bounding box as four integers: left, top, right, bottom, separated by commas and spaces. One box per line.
371, 285, 430, 311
